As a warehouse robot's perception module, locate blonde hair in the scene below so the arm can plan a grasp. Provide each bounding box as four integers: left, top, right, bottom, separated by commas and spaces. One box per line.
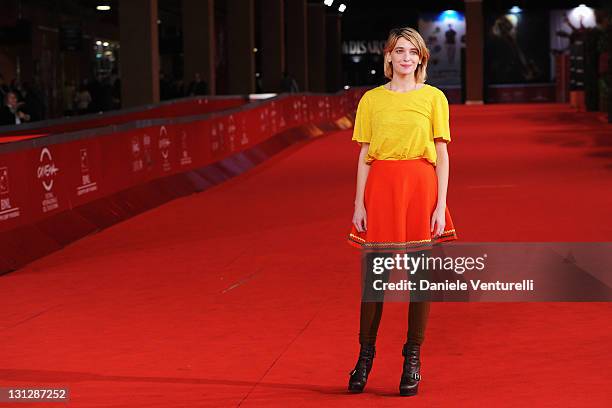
383, 27, 430, 83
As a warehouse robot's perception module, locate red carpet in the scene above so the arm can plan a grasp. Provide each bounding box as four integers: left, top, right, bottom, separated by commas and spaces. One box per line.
0, 103, 610, 407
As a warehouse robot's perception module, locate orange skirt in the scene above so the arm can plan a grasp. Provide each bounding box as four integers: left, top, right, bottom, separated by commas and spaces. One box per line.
348, 158, 458, 251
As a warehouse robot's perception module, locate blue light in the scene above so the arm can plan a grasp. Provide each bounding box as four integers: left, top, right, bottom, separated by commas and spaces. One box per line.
509, 6, 522, 14
437, 10, 462, 23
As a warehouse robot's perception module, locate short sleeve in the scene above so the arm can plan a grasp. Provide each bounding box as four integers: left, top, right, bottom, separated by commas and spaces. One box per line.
351, 93, 372, 144
432, 90, 451, 143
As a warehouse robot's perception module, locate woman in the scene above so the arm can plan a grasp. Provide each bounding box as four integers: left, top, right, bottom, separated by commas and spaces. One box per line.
346, 27, 458, 396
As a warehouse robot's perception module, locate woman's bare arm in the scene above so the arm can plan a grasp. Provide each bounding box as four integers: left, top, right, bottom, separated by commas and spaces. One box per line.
353, 143, 371, 232
431, 141, 449, 237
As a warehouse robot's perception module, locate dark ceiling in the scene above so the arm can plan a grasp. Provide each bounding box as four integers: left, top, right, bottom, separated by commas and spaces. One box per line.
12, 0, 612, 26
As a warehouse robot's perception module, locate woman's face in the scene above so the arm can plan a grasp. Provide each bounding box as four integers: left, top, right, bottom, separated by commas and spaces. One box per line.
387, 37, 421, 77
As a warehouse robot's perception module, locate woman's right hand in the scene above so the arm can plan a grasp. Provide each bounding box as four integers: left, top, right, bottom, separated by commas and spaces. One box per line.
352, 204, 367, 232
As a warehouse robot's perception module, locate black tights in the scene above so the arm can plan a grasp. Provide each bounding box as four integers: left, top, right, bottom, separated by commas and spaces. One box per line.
359, 301, 430, 346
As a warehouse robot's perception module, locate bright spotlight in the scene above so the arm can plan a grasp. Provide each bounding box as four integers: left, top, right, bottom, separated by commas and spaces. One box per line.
96, 5, 111, 11
569, 4, 596, 28
370, 69, 376, 75
439, 10, 460, 23
509, 6, 522, 14
324, 0, 334, 6
338, 3, 346, 12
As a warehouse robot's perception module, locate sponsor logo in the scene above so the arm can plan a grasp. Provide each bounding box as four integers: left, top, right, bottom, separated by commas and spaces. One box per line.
38, 147, 59, 213
211, 122, 224, 153
270, 102, 278, 133
0, 167, 8, 195
259, 109, 267, 133
77, 148, 98, 196
37, 147, 59, 192
159, 126, 171, 171
240, 116, 249, 146
143, 133, 152, 168
0, 166, 20, 221
132, 136, 144, 172
293, 100, 301, 121
228, 115, 236, 151
180, 130, 192, 166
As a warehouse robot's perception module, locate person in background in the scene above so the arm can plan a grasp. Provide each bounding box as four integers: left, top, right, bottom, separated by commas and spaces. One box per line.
173, 78, 185, 99
99, 76, 114, 111
9, 79, 24, 101
112, 77, 121, 109
0, 91, 30, 126
87, 76, 102, 113
0, 74, 9, 100
187, 72, 208, 96
22, 82, 45, 121
74, 83, 92, 115
159, 71, 173, 100
280, 71, 299, 93
63, 80, 76, 116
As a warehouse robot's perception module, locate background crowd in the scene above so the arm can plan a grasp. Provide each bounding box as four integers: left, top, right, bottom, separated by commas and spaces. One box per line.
0, 71, 211, 127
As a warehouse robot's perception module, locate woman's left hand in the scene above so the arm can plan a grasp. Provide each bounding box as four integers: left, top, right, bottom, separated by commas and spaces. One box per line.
430, 206, 446, 238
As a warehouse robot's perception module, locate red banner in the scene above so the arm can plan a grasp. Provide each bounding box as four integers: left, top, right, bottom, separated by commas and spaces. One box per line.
0, 90, 367, 272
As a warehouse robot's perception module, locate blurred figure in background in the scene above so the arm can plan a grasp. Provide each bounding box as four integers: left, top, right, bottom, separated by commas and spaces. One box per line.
187, 72, 208, 96
63, 80, 77, 116
99, 76, 114, 111
74, 83, 92, 115
9, 79, 24, 101
112, 77, 121, 109
173, 78, 185, 99
0, 91, 30, 126
160, 71, 173, 100
22, 82, 45, 121
0, 74, 9, 100
87, 76, 102, 113
280, 71, 299, 93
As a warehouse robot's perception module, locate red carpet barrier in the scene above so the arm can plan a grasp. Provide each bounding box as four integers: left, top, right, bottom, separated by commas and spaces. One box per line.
0, 89, 367, 273
0, 96, 248, 142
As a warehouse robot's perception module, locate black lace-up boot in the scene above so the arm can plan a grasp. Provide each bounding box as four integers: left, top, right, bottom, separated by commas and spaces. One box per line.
399, 342, 421, 396
347, 343, 376, 393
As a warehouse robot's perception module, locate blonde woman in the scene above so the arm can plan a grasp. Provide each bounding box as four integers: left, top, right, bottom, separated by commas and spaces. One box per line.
347, 27, 458, 396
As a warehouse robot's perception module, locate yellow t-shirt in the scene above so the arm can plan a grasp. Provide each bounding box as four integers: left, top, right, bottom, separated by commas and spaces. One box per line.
352, 84, 451, 165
